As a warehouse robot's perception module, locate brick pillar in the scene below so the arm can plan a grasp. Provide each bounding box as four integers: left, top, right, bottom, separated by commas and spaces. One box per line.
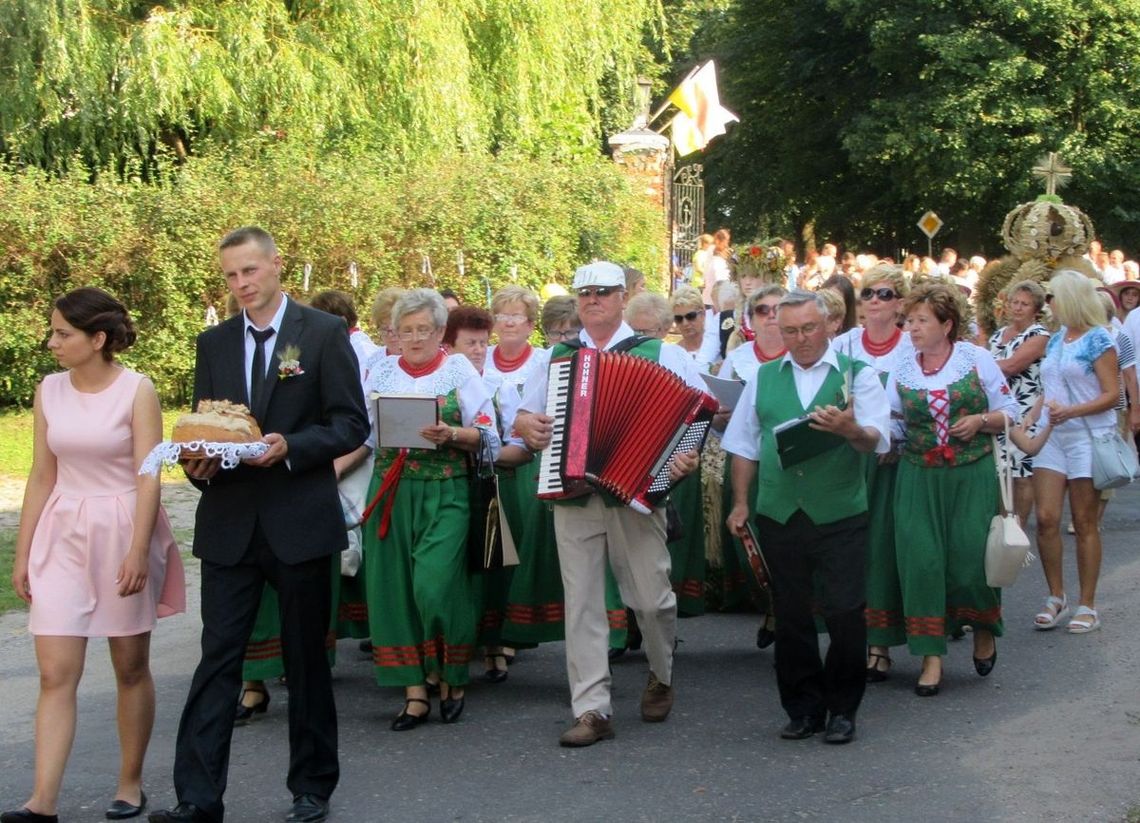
607, 127, 672, 290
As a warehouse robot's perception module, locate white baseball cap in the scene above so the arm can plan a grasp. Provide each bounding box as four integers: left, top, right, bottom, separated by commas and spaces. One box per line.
572, 261, 625, 290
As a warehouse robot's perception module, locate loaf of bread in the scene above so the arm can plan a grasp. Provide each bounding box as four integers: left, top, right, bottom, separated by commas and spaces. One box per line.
172, 400, 262, 445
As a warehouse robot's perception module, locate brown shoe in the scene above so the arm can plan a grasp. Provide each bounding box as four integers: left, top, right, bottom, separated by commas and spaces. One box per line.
558, 711, 615, 747
640, 672, 674, 722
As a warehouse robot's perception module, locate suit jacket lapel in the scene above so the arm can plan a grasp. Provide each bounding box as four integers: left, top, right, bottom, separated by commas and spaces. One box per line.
256, 297, 304, 420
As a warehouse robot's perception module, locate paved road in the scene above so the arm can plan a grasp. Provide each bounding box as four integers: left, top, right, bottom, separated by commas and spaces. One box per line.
0, 483, 1138, 822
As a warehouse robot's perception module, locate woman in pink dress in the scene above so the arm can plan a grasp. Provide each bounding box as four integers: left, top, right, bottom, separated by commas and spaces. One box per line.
5, 288, 185, 823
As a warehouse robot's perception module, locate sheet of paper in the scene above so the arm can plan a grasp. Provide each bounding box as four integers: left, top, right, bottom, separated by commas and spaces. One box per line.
700, 372, 744, 409
373, 393, 439, 450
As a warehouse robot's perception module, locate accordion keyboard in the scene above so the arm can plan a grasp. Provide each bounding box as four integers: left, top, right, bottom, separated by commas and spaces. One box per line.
536, 358, 573, 496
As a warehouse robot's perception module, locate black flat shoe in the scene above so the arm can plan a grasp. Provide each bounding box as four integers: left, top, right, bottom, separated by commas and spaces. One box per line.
234, 685, 270, 726
285, 793, 328, 823
973, 648, 997, 677
824, 714, 856, 744
440, 695, 465, 724
914, 681, 941, 697
865, 651, 891, 683
1, 808, 58, 823
755, 623, 776, 650
483, 654, 509, 684
106, 791, 147, 820
779, 716, 825, 740
391, 697, 430, 731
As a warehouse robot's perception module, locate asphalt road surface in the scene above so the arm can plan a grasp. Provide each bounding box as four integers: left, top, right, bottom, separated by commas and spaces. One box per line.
0, 483, 1138, 822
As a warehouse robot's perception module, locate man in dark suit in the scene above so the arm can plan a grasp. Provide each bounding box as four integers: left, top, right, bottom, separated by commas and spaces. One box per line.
149, 227, 369, 823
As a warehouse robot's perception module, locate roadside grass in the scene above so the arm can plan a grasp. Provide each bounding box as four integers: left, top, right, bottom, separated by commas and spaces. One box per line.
0, 528, 22, 614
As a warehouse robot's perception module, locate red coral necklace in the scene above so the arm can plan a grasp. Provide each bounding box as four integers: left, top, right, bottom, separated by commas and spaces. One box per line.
399, 349, 446, 378
862, 326, 901, 357
493, 344, 532, 373
919, 344, 953, 376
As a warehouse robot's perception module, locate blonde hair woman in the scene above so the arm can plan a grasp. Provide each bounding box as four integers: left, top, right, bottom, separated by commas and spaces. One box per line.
1031, 272, 1120, 634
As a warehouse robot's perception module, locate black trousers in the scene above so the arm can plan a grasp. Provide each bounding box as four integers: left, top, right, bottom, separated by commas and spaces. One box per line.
172, 522, 339, 822
756, 509, 868, 721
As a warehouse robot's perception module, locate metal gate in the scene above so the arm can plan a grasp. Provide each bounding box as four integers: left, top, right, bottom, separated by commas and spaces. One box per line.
671, 163, 704, 289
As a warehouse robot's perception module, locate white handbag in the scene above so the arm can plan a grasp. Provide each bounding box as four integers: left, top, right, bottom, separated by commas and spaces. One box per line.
985, 419, 1034, 588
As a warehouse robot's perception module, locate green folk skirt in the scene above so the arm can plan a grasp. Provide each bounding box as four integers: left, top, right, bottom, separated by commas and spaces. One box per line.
363, 473, 477, 687
864, 459, 904, 647
667, 472, 707, 617
894, 455, 1003, 657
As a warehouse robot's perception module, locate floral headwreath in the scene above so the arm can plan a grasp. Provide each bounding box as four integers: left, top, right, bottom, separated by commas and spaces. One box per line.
735, 244, 786, 284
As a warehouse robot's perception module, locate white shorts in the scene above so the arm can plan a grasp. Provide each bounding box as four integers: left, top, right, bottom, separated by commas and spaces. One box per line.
1033, 425, 1105, 480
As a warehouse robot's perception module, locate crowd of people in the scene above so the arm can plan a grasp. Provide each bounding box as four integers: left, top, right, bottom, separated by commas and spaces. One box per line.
7, 224, 1139, 822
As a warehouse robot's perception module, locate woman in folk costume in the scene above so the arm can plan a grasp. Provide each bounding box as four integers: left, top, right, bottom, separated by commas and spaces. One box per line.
361, 288, 501, 730
831, 265, 913, 683
887, 283, 1017, 696
717, 285, 787, 631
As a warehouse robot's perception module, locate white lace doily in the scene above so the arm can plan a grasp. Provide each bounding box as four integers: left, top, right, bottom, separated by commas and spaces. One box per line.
138, 440, 269, 476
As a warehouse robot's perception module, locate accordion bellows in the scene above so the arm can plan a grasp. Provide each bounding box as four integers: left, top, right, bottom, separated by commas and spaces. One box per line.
537, 349, 717, 513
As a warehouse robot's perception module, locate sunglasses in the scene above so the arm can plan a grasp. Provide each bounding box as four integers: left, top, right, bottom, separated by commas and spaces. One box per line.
577, 286, 622, 299
751, 304, 776, 317
860, 287, 899, 302
674, 310, 701, 323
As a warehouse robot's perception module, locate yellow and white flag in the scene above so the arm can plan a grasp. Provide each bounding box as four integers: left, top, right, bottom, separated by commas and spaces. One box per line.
667, 61, 738, 155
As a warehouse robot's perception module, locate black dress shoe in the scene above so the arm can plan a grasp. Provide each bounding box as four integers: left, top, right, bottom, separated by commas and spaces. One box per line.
146, 802, 210, 823
390, 697, 429, 731
824, 714, 856, 744
755, 624, 776, 650
106, 791, 147, 820
607, 646, 626, 661
973, 647, 997, 677
779, 716, 825, 740
914, 681, 941, 697
1, 808, 58, 823
285, 794, 328, 823
483, 653, 509, 683
234, 685, 270, 726
440, 695, 465, 724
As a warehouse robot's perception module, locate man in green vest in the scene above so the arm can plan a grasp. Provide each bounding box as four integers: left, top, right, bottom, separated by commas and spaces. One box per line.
513, 261, 703, 747
723, 290, 889, 745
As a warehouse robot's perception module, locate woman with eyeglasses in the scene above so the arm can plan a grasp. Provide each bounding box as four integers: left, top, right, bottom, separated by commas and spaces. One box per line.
887, 283, 1016, 696
474, 287, 553, 680
988, 280, 1049, 526
832, 265, 912, 683
361, 288, 501, 730
1031, 272, 1120, 635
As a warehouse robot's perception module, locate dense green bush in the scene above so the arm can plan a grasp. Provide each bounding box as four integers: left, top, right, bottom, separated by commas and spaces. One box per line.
0, 142, 664, 406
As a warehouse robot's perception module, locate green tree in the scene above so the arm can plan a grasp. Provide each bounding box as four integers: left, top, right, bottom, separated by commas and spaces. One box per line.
701, 0, 1140, 254
0, 0, 664, 172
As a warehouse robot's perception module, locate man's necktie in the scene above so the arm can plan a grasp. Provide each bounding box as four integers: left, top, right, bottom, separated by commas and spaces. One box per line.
249, 327, 276, 411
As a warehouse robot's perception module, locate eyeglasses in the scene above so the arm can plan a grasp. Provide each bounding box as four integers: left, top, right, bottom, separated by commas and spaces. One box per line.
751, 304, 776, 317
577, 286, 622, 299
396, 327, 438, 342
494, 313, 529, 325
779, 322, 822, 338
632, 327, 659, 337
545, 328, 578, 342
860, 287, 899, 302
673, 310, 701, 323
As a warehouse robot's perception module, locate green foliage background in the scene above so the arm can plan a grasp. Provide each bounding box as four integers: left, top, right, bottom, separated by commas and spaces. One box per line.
0, 143, 663, 406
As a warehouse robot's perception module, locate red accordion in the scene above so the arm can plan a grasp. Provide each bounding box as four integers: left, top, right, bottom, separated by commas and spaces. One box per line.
536, 349, 718, 513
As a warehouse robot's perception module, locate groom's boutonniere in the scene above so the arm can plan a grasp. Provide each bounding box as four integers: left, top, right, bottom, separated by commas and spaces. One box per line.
277, 344, 305, 379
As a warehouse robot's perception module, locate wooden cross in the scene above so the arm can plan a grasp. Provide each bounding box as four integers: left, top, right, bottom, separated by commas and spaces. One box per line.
1033, 152, 1072, 196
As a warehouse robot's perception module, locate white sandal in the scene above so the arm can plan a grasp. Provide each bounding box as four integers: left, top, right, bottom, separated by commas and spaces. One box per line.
1033, 594, 1070, 630
1067, 605, 1101, 634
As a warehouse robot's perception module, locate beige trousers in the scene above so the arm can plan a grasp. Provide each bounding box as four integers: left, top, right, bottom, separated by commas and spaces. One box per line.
553, 495, 677, 718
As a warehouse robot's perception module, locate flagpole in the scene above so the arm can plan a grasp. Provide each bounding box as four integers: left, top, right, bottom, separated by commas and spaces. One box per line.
647, 62, 705, 128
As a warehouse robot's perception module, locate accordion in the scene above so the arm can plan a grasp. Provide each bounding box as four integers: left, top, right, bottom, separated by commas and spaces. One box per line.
536, 349, 718, 513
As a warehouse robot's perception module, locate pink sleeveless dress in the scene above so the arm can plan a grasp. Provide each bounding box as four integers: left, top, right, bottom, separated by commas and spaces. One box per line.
27, 369, 186, 636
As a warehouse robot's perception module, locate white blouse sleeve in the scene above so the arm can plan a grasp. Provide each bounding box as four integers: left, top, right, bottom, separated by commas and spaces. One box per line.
459, 372, 502, 463
721, 377, 761, 461
974, 346, 1019, 421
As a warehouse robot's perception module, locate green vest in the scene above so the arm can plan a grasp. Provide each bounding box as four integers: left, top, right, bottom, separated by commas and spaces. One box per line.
550, 336, 664, 508
753, 354, 870, 526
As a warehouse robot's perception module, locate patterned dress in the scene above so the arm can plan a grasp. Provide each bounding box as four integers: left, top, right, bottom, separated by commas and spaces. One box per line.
362, 353, 500, 687
988, 323, 1048, 478
887, 343, 1017, 656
